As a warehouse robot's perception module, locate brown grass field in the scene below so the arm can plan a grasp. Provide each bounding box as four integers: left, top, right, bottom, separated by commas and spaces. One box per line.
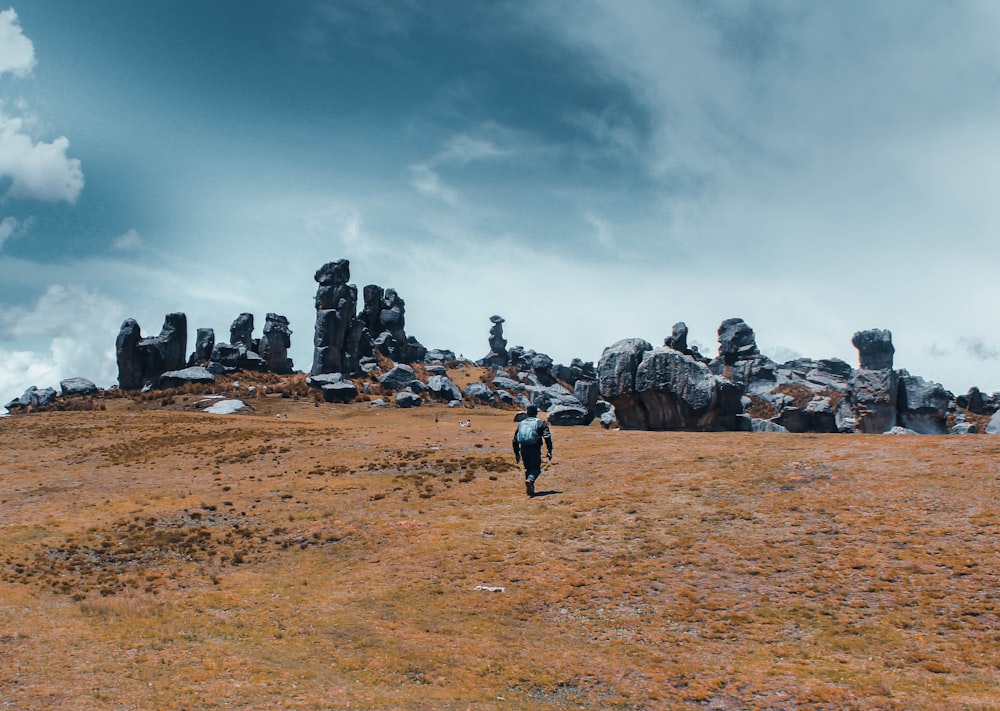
3, 368, 1000, 709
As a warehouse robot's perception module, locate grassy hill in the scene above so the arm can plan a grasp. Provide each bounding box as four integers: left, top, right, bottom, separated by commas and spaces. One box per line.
3, 370, 1000, 709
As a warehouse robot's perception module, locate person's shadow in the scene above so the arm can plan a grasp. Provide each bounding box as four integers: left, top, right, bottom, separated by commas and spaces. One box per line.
532, 490, 562, 497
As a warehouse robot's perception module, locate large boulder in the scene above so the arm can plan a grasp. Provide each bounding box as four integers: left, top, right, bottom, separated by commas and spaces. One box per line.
158, 366, 215, 388
598, 338, 653, 402
630, 348, 743, 430
395, 390, 422, 408
116, 313, 188, 390
547, 403, 592, 426
849, 368, 898, 433
717, 318, 759, 365
60, 377, 99, 397
322, 380, 359, 403
229, 313, 255, 349
259, 313, 293, 374
379, 364, 423, 391
426, 375, 462, 402
852, 329, 894, 370
986, 411, 1000, 435
189, 327, 215, 365
897, 372, 951, 434
529, 384, 581, 412
464, 381, 496, 405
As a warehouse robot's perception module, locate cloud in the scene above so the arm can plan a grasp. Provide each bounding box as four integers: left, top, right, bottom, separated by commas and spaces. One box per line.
408, 163, 459, 206
0, 109, 85, 203
0, 8, 35, 77
111, 228, 143, 251
0, 284, 125, 402
959, 337, 999, 361
0, 215, 16, 250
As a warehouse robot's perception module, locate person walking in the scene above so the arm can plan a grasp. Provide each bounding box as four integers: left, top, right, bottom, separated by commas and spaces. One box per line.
512, 404, 553, 497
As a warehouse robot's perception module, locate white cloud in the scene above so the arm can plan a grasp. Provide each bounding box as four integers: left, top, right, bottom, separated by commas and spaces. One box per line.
111, 228, 143, 251
408, 163, 459, 206
0, 284, 124, 402
0, 109, 85, 203
0, 8, 35, 77
0, 215, 16, 250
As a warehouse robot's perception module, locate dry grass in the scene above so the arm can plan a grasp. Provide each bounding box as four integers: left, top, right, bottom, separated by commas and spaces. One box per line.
3, 374, 1000, 709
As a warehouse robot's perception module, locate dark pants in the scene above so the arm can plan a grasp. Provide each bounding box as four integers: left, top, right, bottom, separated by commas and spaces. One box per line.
520, 444, 543, 482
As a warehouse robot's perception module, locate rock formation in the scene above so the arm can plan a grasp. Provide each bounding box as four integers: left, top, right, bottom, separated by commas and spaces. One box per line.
852, 329, 895, 370
311, 259, 426, 375
116, 313, 188, 390
259, 313, 293, 374
478, 315, 509, 367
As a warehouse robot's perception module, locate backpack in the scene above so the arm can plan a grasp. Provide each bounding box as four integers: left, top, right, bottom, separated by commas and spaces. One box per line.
516, 417, 542, 446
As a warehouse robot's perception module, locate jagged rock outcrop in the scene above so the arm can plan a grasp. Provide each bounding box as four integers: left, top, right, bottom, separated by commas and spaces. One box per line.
599, 340, 742, 431
956, 387, 1000, 415
230, 313, 255, 349
717, 318, 759, 365
848, 368, 898, 433
427, 375, 462, 402
259, 313, 293, 374
852, 329, 895, 370
311, 260, 426, 375
897, 371, 951, 434
116, 313, 188, 390
478, 315, 509, 368
189, 328, 215, 365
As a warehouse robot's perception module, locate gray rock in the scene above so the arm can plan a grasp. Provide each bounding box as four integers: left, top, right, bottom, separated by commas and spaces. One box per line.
229, 312, 255, 348
492, 375, 526, 392
664, 322, 689, 352
987, 411, 1000, 435
597, 338, 654, 403
884, 426, 919, 435
259, 313, 293, 374
463, 381, 496, 405
6, 385, 58, 410
116, 313, 187, 390
379, 364, 421, 391
950, 422, 978, 435
395, 390, 422, 408
751, 418, 789, 433
60, 377, 99, 397
425, 348, 456, 363
427, 375, 462, 402
625, 347, 743, 430
599, 410, 617, 429
529, 384, 581, 412
425, 364, 447, 376
190, 327, 215, 364
321, 380, 359, 403
717, 318, 759, 365
573, 380, 600, 410
495, 390, 515, 405
158, 366, 216, 388
547, 403, 591, 426
307, 372, 344, 388
897, 371, 951, 434
849, 368, 898, 433
852, 329, 894, 370
775, 397, 837, 433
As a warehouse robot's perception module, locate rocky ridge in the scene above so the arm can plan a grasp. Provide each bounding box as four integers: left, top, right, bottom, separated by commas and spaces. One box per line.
5, 260, 999, 434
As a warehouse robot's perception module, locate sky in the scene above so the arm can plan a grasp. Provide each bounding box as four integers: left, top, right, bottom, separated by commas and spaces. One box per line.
2, 0, 1000, 405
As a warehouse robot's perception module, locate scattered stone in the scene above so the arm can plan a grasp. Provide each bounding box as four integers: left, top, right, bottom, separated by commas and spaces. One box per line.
751, 418, 789, 433
950, 422, 978, 435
